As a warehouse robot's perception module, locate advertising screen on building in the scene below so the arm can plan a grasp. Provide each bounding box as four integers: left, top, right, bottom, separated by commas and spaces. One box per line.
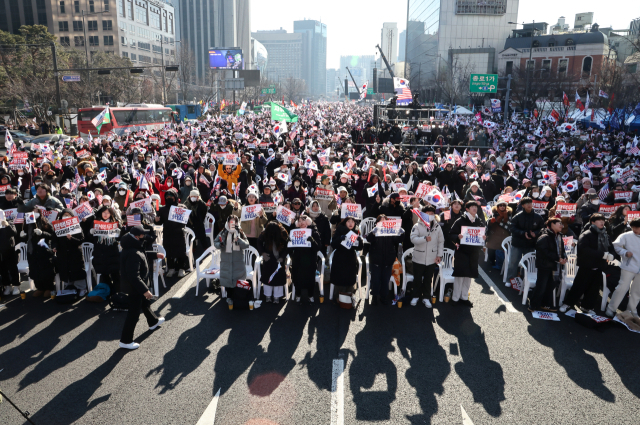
209, 49, 244, 69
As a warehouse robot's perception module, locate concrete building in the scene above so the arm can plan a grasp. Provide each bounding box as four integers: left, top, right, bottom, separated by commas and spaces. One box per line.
251, 37, 267, 72
173, 0, 251, 81
498, 25, 615, 89
294, 19, 327, 96
252, 29, 303, 82
339, 55, 376, 87
379, 22, 398, 77
405, 0, 519, 98
398, 29, 406, 62
1, 0, 177, 68
574, 12, 594, 31
326, 68, 337, 95
549, 16, 570, 34
631, 18, 640, 35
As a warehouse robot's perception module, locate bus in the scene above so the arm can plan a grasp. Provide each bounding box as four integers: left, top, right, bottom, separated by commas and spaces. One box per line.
167, 104, 202, 122
77, 104, 173, 137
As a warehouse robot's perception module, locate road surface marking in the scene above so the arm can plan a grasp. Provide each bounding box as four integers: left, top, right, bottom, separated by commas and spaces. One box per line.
331, 358, 344, 425
173, 259, 210, 298
461, 404, 474, 425
478, 268, 517, 313
196, 388, 220, 425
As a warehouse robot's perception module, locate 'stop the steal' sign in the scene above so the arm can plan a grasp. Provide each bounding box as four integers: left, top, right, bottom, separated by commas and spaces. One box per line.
341, 203, 362, 220
375, 219, 401, 236
287, 228, 311, 248
341, 230, 359, 250
168, 206, 191, 224
460, 226, 485, 246
241, 204, 262, 222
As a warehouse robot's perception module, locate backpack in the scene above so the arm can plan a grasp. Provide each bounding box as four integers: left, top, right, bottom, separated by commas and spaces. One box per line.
109, 292, 129, 311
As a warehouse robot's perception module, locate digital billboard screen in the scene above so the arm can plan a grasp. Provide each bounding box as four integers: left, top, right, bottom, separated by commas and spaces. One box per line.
208, 49, 244, 69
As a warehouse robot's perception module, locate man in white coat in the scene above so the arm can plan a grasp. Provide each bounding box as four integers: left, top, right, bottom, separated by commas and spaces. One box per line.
608, 218, 640, 318
409, 205, 444, 307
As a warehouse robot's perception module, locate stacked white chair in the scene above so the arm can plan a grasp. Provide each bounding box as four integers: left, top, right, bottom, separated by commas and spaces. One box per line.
432, 248, 455, 302
15, 242, 34, 290
183, 228, 196, 272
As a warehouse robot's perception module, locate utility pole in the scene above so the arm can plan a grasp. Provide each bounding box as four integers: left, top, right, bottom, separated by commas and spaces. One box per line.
51, 41, 61, 112
504, 74, 512, 123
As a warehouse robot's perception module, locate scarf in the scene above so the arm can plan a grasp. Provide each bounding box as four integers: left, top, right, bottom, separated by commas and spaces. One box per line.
591, 224, 609, 253
465, 211, 476, 223
225, 229, 240, 253
308, 209, 320, 219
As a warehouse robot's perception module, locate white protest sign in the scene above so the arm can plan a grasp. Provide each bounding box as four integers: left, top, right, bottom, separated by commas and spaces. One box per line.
3, 208, 18, 222
52, 216, 82, 237
168, 205, 191, 224
375, 219, 402, 236
93, 220, 120, 238
41, 210, 58, 222
314, 187, 335, 201
130, 197, 153, 214
223, 154, 237, 166
555, 202, 576, 217
341, 203, 362, 220
240, 204, 263, 222
261, 202, 276, 214
460, 226, 485, 246
287, 228, 312, 247
532, 311, 561, 321
73, 202, 94, 220
275, 205, 295, 226
341, 230, 359, 249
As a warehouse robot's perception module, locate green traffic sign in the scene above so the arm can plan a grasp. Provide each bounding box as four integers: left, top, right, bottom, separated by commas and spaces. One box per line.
367, 88, 374, 95
261, 88, 276, 94
469, 73, 498, 93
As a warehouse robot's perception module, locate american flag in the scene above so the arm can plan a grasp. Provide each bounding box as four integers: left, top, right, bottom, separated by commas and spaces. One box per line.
423, 161, 435, 174
547, 171, 557, 184
396, 87, 413, 103
144, 163, 155, 182
127, 214, 141, 226
598, 182, 610, 201
628, 145, 640, 155
14, 213, 24, 224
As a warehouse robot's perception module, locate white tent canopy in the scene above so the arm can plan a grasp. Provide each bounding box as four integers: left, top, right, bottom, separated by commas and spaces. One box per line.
451, 106, 473, 115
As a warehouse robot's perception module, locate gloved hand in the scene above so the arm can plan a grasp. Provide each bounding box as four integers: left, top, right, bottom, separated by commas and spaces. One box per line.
89, 228, 95, 234
20, 230, 26, 237
34, 228, 42, 235
341, 235, 346, 240
0, 220, 8, 227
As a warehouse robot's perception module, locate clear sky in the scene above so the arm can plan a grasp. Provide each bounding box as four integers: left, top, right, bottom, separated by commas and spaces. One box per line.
251, 0, 635, 69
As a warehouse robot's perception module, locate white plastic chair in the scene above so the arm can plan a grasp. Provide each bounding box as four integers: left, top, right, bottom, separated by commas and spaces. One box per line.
432, 248, 455, 302
518, 252, 538, 305
15, 242, 35, 290
81, 242, 95, 292
194, 246, 221, 296
600, 259, 618, 311
329, 250, 362, 304
493, 194, 501, 202
291, 252, 326, 300
501, 236, 512, 283
154, 225, 164, 245
399, 248, 414, 294
365, 253, 398, 301
204, 213, 216, 247
560, 254, 577, 306
359, 217, 376, 241
183, 228, 196, 272
253, 248, 289, 300
151, 244, 167, 296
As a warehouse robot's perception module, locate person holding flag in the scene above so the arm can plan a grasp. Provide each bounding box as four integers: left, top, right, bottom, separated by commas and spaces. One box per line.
366, 214, 405, 306
409, 205, 443, 307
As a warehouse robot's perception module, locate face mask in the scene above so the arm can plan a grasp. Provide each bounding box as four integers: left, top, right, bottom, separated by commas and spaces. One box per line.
167, 182, 172, 187
190, 197, 198, 202
33, 213, 40, 219
592, 199, 600, 205
119, 190, 126, 195
104, 202, 111, 207
18, 172, 24, 176
532, 192, 539, 198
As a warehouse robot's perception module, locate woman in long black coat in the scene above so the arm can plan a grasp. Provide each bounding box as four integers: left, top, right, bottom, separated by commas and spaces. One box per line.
330, 217, 363, 301
184, 189, 209, 259
91, 205, 123, 293
52, 208, 87, 293
449, 200, 486, 307
155, 188, 188, 277
257, 221, 289, 303
288, 215, 321, 303
25, 212, 56, 297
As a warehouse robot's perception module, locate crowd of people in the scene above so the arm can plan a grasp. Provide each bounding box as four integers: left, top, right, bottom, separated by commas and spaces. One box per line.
2, 101, 640, 348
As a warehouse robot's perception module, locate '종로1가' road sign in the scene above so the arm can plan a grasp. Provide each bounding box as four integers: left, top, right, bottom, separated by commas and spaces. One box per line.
469, 74, 498, 93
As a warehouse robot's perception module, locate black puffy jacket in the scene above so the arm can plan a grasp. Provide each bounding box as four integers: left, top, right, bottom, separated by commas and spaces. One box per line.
119, 233, 150, 295
535, 228, 566, 270
510, 209, 545, 248
577, 225, 616, 270
366, 226, 404, 267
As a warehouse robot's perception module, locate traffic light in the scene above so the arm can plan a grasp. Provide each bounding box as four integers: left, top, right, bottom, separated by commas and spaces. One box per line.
130, 68, 144, 74
165, 66, 179, 72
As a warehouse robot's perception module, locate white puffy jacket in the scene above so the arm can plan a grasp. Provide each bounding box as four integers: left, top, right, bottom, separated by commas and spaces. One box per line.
410, 220, 444, 266
613, 231, 640, 273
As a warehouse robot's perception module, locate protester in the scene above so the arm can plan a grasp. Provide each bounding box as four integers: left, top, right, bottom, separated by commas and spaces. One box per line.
155, 188, 189, 277
366, 214, 404, 305
257, 221, 289, 303
409, 205, 443, 307
91, 205, 123, 293
507, 197, 545, 285
288, 215, 321, 303
608, 218, 640, 317
529, 218, 567, 312
53, 208, 87, 295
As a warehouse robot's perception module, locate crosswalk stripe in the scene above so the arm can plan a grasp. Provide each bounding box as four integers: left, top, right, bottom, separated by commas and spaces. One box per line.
196, 388, 220, 425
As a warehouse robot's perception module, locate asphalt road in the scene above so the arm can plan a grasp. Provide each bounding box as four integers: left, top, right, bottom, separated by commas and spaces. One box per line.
1, 257, 640, 425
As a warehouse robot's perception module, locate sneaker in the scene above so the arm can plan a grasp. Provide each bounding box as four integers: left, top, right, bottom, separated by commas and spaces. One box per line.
605, 307, 615, 318
119, 342, 140, 350
559, 304, 570, 313
296, 297, 301, 303
2, 287, 10, 296
254, 300, 262, 309
422, 298, 432, 308
410, 297, 419, 306
149, 317, 165, 330
459, 299, 474, 307
273, 297, 280, 304
265, 296, 273, 303
505, 281, 512, 287
79, 289, 87, 297
166, 269, 176, 277
11, 286, 20, 296
308, 297, 314, 303
178, 269, 186, 278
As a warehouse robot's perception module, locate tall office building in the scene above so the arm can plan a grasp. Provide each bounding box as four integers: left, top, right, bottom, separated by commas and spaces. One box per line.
252, 29, 303, 82
1, 0, 176, 66
294, 19, 327, 96
173, 0, 251, 82
406, 0, 518, 94
379, 22, 398, 77
398, 29, 406, 62
326, 68, 337, 95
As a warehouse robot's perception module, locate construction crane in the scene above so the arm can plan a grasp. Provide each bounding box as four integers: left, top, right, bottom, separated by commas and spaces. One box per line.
345, 67, 360, 95
375, 44, 395, 79
336, 75, 345, 96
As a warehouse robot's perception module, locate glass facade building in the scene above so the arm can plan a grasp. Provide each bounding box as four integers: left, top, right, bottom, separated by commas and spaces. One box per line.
405, 0, 441, 99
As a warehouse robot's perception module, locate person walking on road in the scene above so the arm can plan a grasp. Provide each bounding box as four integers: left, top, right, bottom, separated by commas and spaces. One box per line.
119, 226, 165, 350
